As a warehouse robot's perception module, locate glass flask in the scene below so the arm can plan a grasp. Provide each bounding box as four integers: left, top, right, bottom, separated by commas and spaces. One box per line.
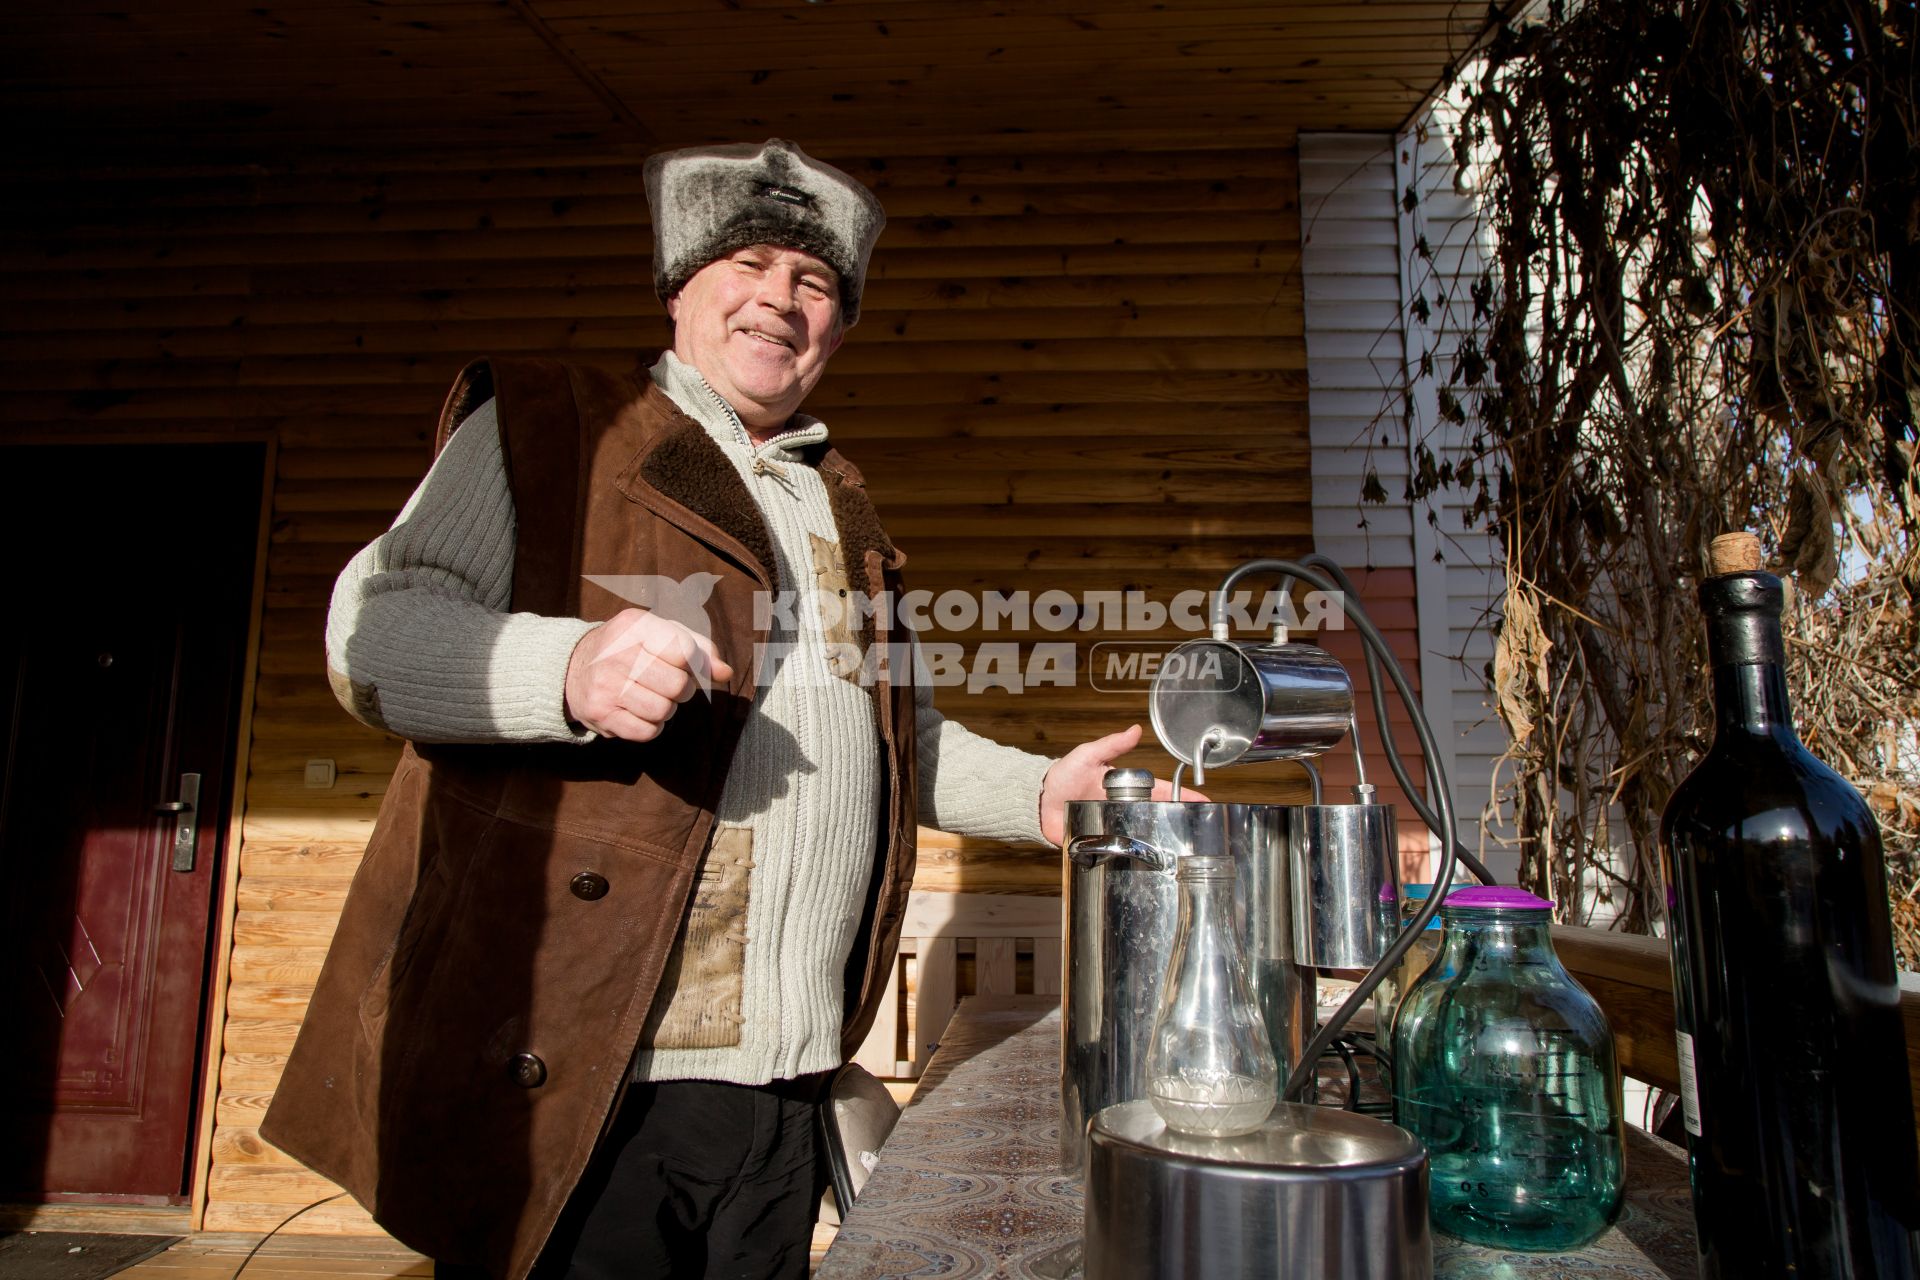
1146, 854, 1279, 1137
1392, 886, 1625, 1251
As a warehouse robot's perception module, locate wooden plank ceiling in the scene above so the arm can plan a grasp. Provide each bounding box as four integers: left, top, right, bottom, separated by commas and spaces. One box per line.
3, 0, 1485, 166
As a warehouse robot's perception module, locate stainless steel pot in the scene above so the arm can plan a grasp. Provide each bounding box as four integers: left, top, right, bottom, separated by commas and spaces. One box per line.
1062, 773, 1310, 1171
1084, 1101, 1432, 1280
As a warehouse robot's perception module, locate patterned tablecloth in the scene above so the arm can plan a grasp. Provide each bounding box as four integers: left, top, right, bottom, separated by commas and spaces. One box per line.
818, 997, 1699, 1280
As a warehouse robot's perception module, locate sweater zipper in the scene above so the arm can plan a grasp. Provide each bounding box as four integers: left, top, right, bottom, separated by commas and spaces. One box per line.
690, 371, 818, 455
704, 371, 794, 1073
692, 364, 831, 1077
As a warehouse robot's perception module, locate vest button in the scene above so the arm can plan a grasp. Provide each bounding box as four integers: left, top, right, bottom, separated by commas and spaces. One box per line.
508, 1053, 547, 1088
569, 872, 610, 901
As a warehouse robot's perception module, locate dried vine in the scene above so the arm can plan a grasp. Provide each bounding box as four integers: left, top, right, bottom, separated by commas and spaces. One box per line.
1386, 0, 1920, 947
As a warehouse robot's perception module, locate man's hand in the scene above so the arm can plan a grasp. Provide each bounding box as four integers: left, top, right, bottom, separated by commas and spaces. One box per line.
1038, 723, 1198, 846
565, 608, 734, 741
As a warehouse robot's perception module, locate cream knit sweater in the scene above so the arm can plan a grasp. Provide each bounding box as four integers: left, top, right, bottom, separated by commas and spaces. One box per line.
325, 353, 1054, 1085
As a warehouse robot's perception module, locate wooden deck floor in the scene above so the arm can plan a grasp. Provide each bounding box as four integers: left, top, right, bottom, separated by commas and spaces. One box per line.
113, 1225, 841, 1278
118, 1233, 429, 1280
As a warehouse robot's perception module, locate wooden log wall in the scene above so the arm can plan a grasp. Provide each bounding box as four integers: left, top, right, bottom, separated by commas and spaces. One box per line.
0, 136, 1428, 1234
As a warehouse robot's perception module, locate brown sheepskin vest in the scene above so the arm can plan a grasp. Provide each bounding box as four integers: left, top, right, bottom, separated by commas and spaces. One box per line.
260, 358, 918, 1279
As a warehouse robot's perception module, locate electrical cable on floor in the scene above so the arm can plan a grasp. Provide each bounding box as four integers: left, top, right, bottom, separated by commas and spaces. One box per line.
230, 1193, 347, 1280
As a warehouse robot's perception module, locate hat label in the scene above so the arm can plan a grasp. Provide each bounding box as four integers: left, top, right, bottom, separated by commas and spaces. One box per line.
760, 184, 815, 208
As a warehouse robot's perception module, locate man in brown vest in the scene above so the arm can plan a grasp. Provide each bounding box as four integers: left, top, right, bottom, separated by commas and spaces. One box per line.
262, 140, 1171, 1279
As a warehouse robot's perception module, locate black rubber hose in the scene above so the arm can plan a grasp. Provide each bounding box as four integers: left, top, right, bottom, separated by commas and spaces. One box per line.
1220, 553, 1500, 888
1206, 559, 1460, 1102
1292, 552, 1500, 889
1329, 1037, 1363, 1111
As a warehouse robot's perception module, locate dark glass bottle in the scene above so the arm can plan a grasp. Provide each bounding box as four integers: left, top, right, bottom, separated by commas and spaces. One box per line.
1660, 552, 1920, 1278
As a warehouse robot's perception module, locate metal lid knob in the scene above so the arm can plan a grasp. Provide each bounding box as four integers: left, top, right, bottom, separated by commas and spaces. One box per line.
1102, 768, 1155, 802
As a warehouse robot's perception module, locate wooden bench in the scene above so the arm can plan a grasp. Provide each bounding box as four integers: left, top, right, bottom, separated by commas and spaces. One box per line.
852, 892, 1062, 1080
1553, 924, 1920, 1150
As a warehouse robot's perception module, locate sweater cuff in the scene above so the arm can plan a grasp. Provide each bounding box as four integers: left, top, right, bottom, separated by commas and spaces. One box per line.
925, 730, 1056, 845
1015, 750, 1056, 845
488, 612, 602, 742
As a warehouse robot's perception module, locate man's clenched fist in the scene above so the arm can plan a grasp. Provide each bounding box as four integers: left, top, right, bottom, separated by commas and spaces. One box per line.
564, 608, 734, 741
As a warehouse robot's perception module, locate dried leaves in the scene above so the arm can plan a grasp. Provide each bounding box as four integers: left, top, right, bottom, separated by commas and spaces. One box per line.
1388, 0, 1920, 935
1491, 581, 1553, 746
1895, 898, 1920, 974
1777, 473, 1840, 599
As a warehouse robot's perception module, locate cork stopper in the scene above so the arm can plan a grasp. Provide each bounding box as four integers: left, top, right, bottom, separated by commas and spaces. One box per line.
1708, 532, 1764, 576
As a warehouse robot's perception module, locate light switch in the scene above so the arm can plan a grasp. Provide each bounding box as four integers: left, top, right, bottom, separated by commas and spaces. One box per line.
304, 758, 337, 789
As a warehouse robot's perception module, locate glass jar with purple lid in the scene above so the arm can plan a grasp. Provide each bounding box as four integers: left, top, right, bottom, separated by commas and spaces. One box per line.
1391, 886, 1625, 1250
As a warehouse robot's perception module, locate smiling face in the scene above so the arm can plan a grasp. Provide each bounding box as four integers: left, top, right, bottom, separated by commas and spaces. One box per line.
667, 244, 847, 437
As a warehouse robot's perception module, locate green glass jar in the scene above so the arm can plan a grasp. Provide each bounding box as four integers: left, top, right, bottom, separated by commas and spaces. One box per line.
1373, 882, 1446, 1038
1391, 886, 1625, 1251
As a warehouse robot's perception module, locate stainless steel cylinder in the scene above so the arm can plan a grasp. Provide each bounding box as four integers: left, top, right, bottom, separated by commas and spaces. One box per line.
1227, 803, 1310, 1082
1063, 796, 1212, 1170
1148, 639, 1354, 769
1085, 1100, 1432, 1280
1291, 802, 1400, 970
1063, 790, 1306, 1172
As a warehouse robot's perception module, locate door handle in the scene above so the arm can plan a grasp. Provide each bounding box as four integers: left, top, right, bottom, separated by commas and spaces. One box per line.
156, 773, 201, 872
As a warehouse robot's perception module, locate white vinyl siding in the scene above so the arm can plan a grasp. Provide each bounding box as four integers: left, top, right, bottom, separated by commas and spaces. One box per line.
1301, 131, 1509, 880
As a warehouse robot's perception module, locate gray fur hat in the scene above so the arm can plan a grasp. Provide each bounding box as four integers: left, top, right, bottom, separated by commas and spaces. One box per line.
644, 139, 886, 326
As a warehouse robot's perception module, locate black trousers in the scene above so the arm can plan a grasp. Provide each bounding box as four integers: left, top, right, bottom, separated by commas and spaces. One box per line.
440, 1074, 829, 1280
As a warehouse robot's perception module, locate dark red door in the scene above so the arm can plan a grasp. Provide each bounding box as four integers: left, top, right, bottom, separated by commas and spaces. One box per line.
0, 442, 262, 1202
